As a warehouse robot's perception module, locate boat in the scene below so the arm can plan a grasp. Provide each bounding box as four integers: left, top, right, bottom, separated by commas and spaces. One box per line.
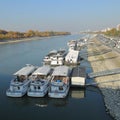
51, 49, 66, 66
65, 50, 80, 65
43, 49, 66, 66
43, 50, 57, 64
71, 66, 86, 87
77, 38, 88, 50
67, 40, 77, 51
48, 66, 71, 98
6, 64, 36, 97
27, 65, 52, 97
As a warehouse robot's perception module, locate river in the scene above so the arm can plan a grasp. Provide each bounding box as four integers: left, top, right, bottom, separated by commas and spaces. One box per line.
0, 34, 113, 120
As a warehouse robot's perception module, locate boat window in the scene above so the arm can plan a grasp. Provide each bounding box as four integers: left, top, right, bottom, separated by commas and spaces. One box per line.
57, 79, 61, 82
38, 86, 40, 89
59, 86, 63, 90
17, 76, 20, 81
41, 81, 44, 84
20, 75, 26, 81
34, 86, 36, 90
18, 86, 20, 90
41, 75, 45, 79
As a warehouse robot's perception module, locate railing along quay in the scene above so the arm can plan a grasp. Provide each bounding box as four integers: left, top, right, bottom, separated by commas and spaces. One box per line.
88, 68, 120, 78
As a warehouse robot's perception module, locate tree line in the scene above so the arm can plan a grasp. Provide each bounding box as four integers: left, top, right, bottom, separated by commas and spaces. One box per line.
103, 28, 120, 37
0, 29, 71, 40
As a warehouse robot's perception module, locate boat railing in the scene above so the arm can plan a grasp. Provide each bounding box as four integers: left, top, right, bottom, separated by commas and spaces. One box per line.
7, 89, 23, 93
11, 79, 23, 86
30, 79, 44, 85
47, 75, 52, 81
51, 80, 64, 86
50, 89, 66, 93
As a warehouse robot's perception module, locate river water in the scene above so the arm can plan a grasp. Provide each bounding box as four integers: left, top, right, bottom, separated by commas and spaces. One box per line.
0, 35, 113, 120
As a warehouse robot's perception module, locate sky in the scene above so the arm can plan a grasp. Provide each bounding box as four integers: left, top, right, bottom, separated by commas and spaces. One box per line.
0, 0, 120, 33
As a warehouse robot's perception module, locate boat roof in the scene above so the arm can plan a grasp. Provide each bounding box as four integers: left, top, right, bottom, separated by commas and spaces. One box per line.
47, 50, 57, 56
72, 67, 86, 77
58, 49, 66, 53
32, 65, 51, 76
14, 64, 35, 76
52, 66, 69, 76
66, 50, 79, 58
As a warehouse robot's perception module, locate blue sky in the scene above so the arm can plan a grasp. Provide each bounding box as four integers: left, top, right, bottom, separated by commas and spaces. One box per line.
0, 0, 120, 33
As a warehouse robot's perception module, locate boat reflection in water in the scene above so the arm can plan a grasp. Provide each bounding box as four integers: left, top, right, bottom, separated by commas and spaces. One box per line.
33, 88, 85, 107
37, 89, 85, 107
49, 88, 85, 107
7, 88, 85, 108
35, 98, 48, 107
69, 88, 85, 99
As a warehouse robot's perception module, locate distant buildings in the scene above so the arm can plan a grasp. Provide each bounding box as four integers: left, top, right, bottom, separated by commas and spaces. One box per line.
101, 28, 112, 32
116, 24, 120, 31
101, 24, 120, 32
80, 24, 120, 33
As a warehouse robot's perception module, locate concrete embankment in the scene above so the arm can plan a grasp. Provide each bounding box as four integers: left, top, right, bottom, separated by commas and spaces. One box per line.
87, 36, 120, 120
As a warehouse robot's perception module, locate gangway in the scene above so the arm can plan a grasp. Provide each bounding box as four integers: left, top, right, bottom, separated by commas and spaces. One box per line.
86, 79, 120, 87
88, 68, 120, 78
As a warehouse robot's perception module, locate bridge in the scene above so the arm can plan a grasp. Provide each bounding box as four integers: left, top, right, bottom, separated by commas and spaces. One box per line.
88, 68, 120, 78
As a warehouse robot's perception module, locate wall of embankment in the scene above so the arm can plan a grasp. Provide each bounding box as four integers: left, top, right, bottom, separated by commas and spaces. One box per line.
87, 37, 120, 120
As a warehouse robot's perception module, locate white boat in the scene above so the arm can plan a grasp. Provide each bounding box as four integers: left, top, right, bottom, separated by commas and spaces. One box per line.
6, 64, 36, 97
51, 49, 66, 66
43, 50, 57, 64
48, 66, 71, 98
65, 50, 80, 64
71, 67, 86, 87
77, 38, 87, 48
43, 49, 66, 66
27, 65, 52, 97
67, 40, 77, 51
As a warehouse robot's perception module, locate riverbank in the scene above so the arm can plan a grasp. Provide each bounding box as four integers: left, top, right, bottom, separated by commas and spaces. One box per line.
0, 37, 42, 44
0, 35, 62, 45
87, 36, 120, 120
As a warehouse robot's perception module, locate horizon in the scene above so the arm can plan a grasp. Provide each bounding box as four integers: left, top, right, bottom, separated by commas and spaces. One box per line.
0, 0, 120, 33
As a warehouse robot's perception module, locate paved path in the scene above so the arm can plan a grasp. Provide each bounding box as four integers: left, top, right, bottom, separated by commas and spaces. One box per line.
88, 68, 120, 78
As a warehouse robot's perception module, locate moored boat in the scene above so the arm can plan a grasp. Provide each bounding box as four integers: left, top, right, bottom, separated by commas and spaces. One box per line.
51, 49, 66, 66
65, 50, 80, 65
6, 64, 36, 97
27, 65, 52, 97
67, 40, 77, 51
43, 50, 57, 64
48, 66, 72, 98
43, 49, 66, 66
71, 66, 86, 87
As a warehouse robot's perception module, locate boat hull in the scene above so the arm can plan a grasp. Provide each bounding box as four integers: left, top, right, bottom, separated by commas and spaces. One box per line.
6, 89, 27, 97
27, 87, 48, 97
48, 86, 69, 98
6, 81, 30, 97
